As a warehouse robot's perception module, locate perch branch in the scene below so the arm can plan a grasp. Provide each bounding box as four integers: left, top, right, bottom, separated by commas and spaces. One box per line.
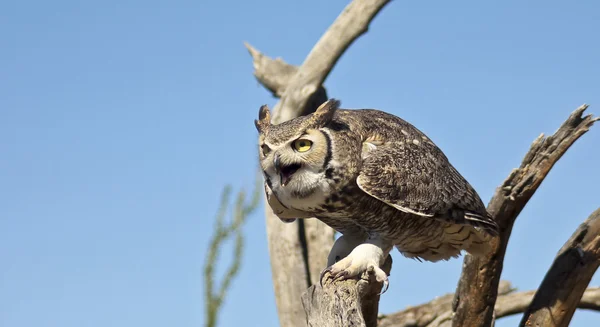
247, 1, 392, 326
377, 282, 600, 327
451, 104, 599, 327
519, 207, 600, 327
303, 256, 393, 327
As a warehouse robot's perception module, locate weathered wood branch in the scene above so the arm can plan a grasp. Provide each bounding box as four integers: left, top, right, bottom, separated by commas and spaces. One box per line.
272, 0, 391, 124
378, 281, 513, 327
303, 256, 393, 327
377, 282, 600, 327
451, 104, 599, 327
499, 287, 600, 319
247, 1, 392, 326
244, 43, 299, 98
519, 208, 600, 327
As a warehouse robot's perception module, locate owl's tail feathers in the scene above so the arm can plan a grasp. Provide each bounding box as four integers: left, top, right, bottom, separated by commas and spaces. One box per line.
442, 223, 495, 258
464, 211, 499, 237
464, 237, 494, 257
398, 245, 462, 262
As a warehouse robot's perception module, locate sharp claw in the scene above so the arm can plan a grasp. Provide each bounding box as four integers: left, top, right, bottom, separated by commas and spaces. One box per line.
378, 279, 389, 295
319, 267, 332, 287
334, 270, 350, 282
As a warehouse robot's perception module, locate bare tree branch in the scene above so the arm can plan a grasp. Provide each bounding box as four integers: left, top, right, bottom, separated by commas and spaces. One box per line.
377, 283, 600, 327
451, 104, 599, 327
378, 281, 514, 327
272, 0, 391, 124
244, 43, 330, 121
519, 208, 600, 327
498, 287, 600, 319
247, 1, 392, 326
579, 288, 600, 311
244, 43, 301, 98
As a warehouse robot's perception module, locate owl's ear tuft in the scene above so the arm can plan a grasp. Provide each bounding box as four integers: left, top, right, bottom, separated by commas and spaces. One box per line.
255, 104, 271, 133
309, 99, 340, 128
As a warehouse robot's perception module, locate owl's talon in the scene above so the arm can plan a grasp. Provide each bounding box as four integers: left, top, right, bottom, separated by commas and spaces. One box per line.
319, 267, 333, 287
378, 278, 389, 295
333, 270, 349, 282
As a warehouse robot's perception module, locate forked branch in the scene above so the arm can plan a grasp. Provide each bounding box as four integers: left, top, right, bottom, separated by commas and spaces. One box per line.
452, 105, 599, 326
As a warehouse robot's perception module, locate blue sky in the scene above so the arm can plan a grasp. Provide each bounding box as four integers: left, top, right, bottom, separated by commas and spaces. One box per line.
1, 0, 599, 326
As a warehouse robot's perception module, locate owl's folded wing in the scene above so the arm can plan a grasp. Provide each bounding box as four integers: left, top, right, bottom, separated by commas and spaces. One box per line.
356, 140, 498, 235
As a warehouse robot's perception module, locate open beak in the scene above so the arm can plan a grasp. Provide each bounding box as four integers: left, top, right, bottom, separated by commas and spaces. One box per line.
273, 154, 301, 187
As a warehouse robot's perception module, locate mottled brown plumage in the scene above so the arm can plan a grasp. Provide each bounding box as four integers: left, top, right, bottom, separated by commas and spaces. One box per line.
256, 99, 498, 286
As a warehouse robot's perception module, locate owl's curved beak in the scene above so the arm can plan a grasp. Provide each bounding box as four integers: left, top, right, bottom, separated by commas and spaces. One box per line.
273, 154, 300, 187
273, 154, 281, 173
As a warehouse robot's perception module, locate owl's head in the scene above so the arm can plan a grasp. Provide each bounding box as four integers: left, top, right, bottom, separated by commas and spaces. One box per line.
255, 99, 340, 200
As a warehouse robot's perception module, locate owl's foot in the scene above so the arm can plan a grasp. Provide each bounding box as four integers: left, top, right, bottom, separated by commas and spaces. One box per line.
326, 234, 364, 267
320, 242, 389, 293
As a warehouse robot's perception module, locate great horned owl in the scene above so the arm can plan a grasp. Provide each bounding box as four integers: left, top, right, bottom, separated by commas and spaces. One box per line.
255, 99, 498, 287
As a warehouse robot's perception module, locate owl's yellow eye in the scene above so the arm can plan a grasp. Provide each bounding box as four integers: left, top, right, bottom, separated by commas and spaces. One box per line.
293, 139, 312, 152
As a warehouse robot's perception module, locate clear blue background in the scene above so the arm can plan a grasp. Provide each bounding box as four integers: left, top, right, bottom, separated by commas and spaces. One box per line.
1, 0, 599, 326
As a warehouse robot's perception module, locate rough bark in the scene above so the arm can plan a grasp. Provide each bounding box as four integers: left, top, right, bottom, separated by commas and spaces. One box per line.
302, 256, 393, 327
451, 104, 599, 327
247, 1, 392, 326
519, 208, 600, 327
377, 283, 600, 327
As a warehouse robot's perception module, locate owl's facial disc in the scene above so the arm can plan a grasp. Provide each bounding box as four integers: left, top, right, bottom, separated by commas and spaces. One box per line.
260, 128, 329, 208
